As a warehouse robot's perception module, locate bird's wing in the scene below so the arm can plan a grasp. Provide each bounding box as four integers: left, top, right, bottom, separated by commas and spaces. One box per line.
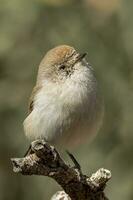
28, 85, 41, 114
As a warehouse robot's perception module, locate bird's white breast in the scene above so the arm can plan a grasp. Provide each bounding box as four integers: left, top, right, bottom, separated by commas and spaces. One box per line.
23, 62, 102, 148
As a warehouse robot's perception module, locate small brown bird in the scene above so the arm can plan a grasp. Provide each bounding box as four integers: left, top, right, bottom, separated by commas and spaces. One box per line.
23, 45, 103, 150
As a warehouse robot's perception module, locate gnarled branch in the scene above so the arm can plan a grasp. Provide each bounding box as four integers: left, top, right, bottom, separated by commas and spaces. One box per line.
11, 140, 111, 200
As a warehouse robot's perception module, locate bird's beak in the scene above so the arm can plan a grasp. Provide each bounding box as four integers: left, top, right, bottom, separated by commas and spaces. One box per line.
75, 53, 87, 63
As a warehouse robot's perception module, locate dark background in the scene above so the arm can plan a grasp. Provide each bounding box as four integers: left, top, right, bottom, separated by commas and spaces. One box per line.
0, 0, 133, 199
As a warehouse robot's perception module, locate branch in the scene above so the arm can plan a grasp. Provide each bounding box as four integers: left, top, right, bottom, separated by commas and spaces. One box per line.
11, 140, 111, 200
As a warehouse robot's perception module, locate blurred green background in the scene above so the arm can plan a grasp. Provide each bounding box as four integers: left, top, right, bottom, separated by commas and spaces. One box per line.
0, 0, 133, 199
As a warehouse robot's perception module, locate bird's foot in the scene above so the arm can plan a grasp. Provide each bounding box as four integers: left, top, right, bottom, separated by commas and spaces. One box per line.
24, 145, 34, 157
66, 150, 81, 171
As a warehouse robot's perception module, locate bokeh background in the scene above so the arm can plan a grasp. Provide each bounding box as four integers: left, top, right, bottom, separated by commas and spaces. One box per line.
0, 0, 133, 199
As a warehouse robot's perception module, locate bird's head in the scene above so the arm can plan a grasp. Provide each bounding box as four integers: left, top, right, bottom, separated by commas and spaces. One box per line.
37, 45, 87, 83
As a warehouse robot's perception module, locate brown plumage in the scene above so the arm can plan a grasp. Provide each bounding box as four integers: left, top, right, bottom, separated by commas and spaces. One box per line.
24, 45, 103, 149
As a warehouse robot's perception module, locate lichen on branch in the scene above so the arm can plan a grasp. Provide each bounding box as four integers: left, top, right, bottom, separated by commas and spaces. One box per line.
11, 140, 111, 200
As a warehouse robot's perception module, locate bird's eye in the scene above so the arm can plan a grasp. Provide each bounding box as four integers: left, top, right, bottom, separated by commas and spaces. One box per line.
59, 65, 66, 70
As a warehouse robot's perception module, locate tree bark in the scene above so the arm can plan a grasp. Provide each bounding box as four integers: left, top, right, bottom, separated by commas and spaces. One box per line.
11, 140, 111, 200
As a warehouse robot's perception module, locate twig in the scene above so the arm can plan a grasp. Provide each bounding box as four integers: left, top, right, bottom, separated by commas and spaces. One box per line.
11, 140, 111, 200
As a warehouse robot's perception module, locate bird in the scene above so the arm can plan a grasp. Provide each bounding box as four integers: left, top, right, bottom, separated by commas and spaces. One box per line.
23, 45, 103, 154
